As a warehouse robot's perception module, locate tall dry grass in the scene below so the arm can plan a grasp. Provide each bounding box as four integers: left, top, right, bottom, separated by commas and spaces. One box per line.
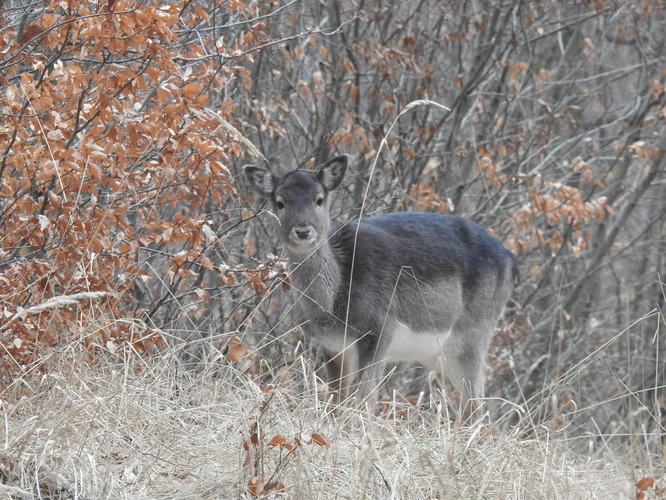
1, 311, 663, 498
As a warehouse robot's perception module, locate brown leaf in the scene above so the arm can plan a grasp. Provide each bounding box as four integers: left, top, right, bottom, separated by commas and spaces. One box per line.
311, 433, 329, 446
247, 476, 264, 496
266, 435, 286, 447
249, 432, 262, 445
18, 24, 44, 44
282, 442, 296, 452
265, 482, 286, 493
183, 83, 200, 96
226, 335, 248, 363
636, 477, 655, 492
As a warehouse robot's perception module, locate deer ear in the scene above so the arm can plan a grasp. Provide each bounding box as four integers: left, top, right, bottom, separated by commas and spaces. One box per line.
317, 155, 348, 191
244, 166, 274, 198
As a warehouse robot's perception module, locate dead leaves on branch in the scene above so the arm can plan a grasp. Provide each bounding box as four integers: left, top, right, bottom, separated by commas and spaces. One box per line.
0, 0, 270, 381
225, 335, 248, 364
503, 158, 617, 259
240, 378, 330, 498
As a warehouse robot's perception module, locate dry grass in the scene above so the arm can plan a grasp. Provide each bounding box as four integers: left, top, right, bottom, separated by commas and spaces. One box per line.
0, 329, 663, 500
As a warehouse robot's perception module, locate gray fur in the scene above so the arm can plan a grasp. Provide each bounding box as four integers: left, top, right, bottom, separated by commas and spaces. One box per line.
245, 155, 518, 415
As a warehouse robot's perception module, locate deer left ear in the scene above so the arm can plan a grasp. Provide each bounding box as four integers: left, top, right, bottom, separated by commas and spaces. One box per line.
317, 155, 348, 191
244, 166, 275, 198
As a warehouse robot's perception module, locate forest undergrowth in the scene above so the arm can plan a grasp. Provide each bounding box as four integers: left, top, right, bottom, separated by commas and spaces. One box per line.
0, 305, 663, 499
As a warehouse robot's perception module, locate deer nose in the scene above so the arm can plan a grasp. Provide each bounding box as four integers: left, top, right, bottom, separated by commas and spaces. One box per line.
294, 227, 311, 240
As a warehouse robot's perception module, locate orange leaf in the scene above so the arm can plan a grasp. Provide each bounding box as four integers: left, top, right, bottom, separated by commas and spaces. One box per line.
249, 432, 262, 445
247, 476, 264, 496
183, 83, 199, 97
636, 477, 655, 492
226, 335, 248, 363
199, 255, 214, 271
19, 24, 44, 44
311, 433, 329, 446
282, 442, 296, 451
265, 482, 285, 493
266, 435, 286, 447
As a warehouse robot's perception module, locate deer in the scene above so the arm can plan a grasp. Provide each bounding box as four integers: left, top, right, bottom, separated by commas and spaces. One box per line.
244, 155, 518, 417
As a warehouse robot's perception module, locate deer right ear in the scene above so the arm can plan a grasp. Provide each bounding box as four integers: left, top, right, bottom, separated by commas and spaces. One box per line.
244, 166, 274, 198
317, 155, 348, 191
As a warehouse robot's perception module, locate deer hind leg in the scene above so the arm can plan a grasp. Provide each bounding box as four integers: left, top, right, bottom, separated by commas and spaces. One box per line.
441, 333, 490, 420
450, 362, 484, 420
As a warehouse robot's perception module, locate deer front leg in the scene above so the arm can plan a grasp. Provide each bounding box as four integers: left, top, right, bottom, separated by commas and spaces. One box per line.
321, 347, 359, 406
351, 336, 390, 410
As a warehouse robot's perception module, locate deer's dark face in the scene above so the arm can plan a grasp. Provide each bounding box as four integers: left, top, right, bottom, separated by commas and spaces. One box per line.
244, 155, 348, 258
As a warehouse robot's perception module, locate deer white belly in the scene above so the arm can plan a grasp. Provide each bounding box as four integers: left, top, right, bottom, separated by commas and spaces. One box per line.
384, 321, 450, 370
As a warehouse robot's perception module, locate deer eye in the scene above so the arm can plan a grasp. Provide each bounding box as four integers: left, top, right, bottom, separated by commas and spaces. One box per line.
275, 199, 285, 210
316, 196, 324, 207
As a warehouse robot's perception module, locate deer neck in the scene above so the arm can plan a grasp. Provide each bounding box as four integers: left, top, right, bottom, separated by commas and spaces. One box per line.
287, 242, 341, 319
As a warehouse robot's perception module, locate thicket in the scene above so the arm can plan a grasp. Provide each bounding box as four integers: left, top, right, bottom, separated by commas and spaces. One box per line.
1, 0, 664, 451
